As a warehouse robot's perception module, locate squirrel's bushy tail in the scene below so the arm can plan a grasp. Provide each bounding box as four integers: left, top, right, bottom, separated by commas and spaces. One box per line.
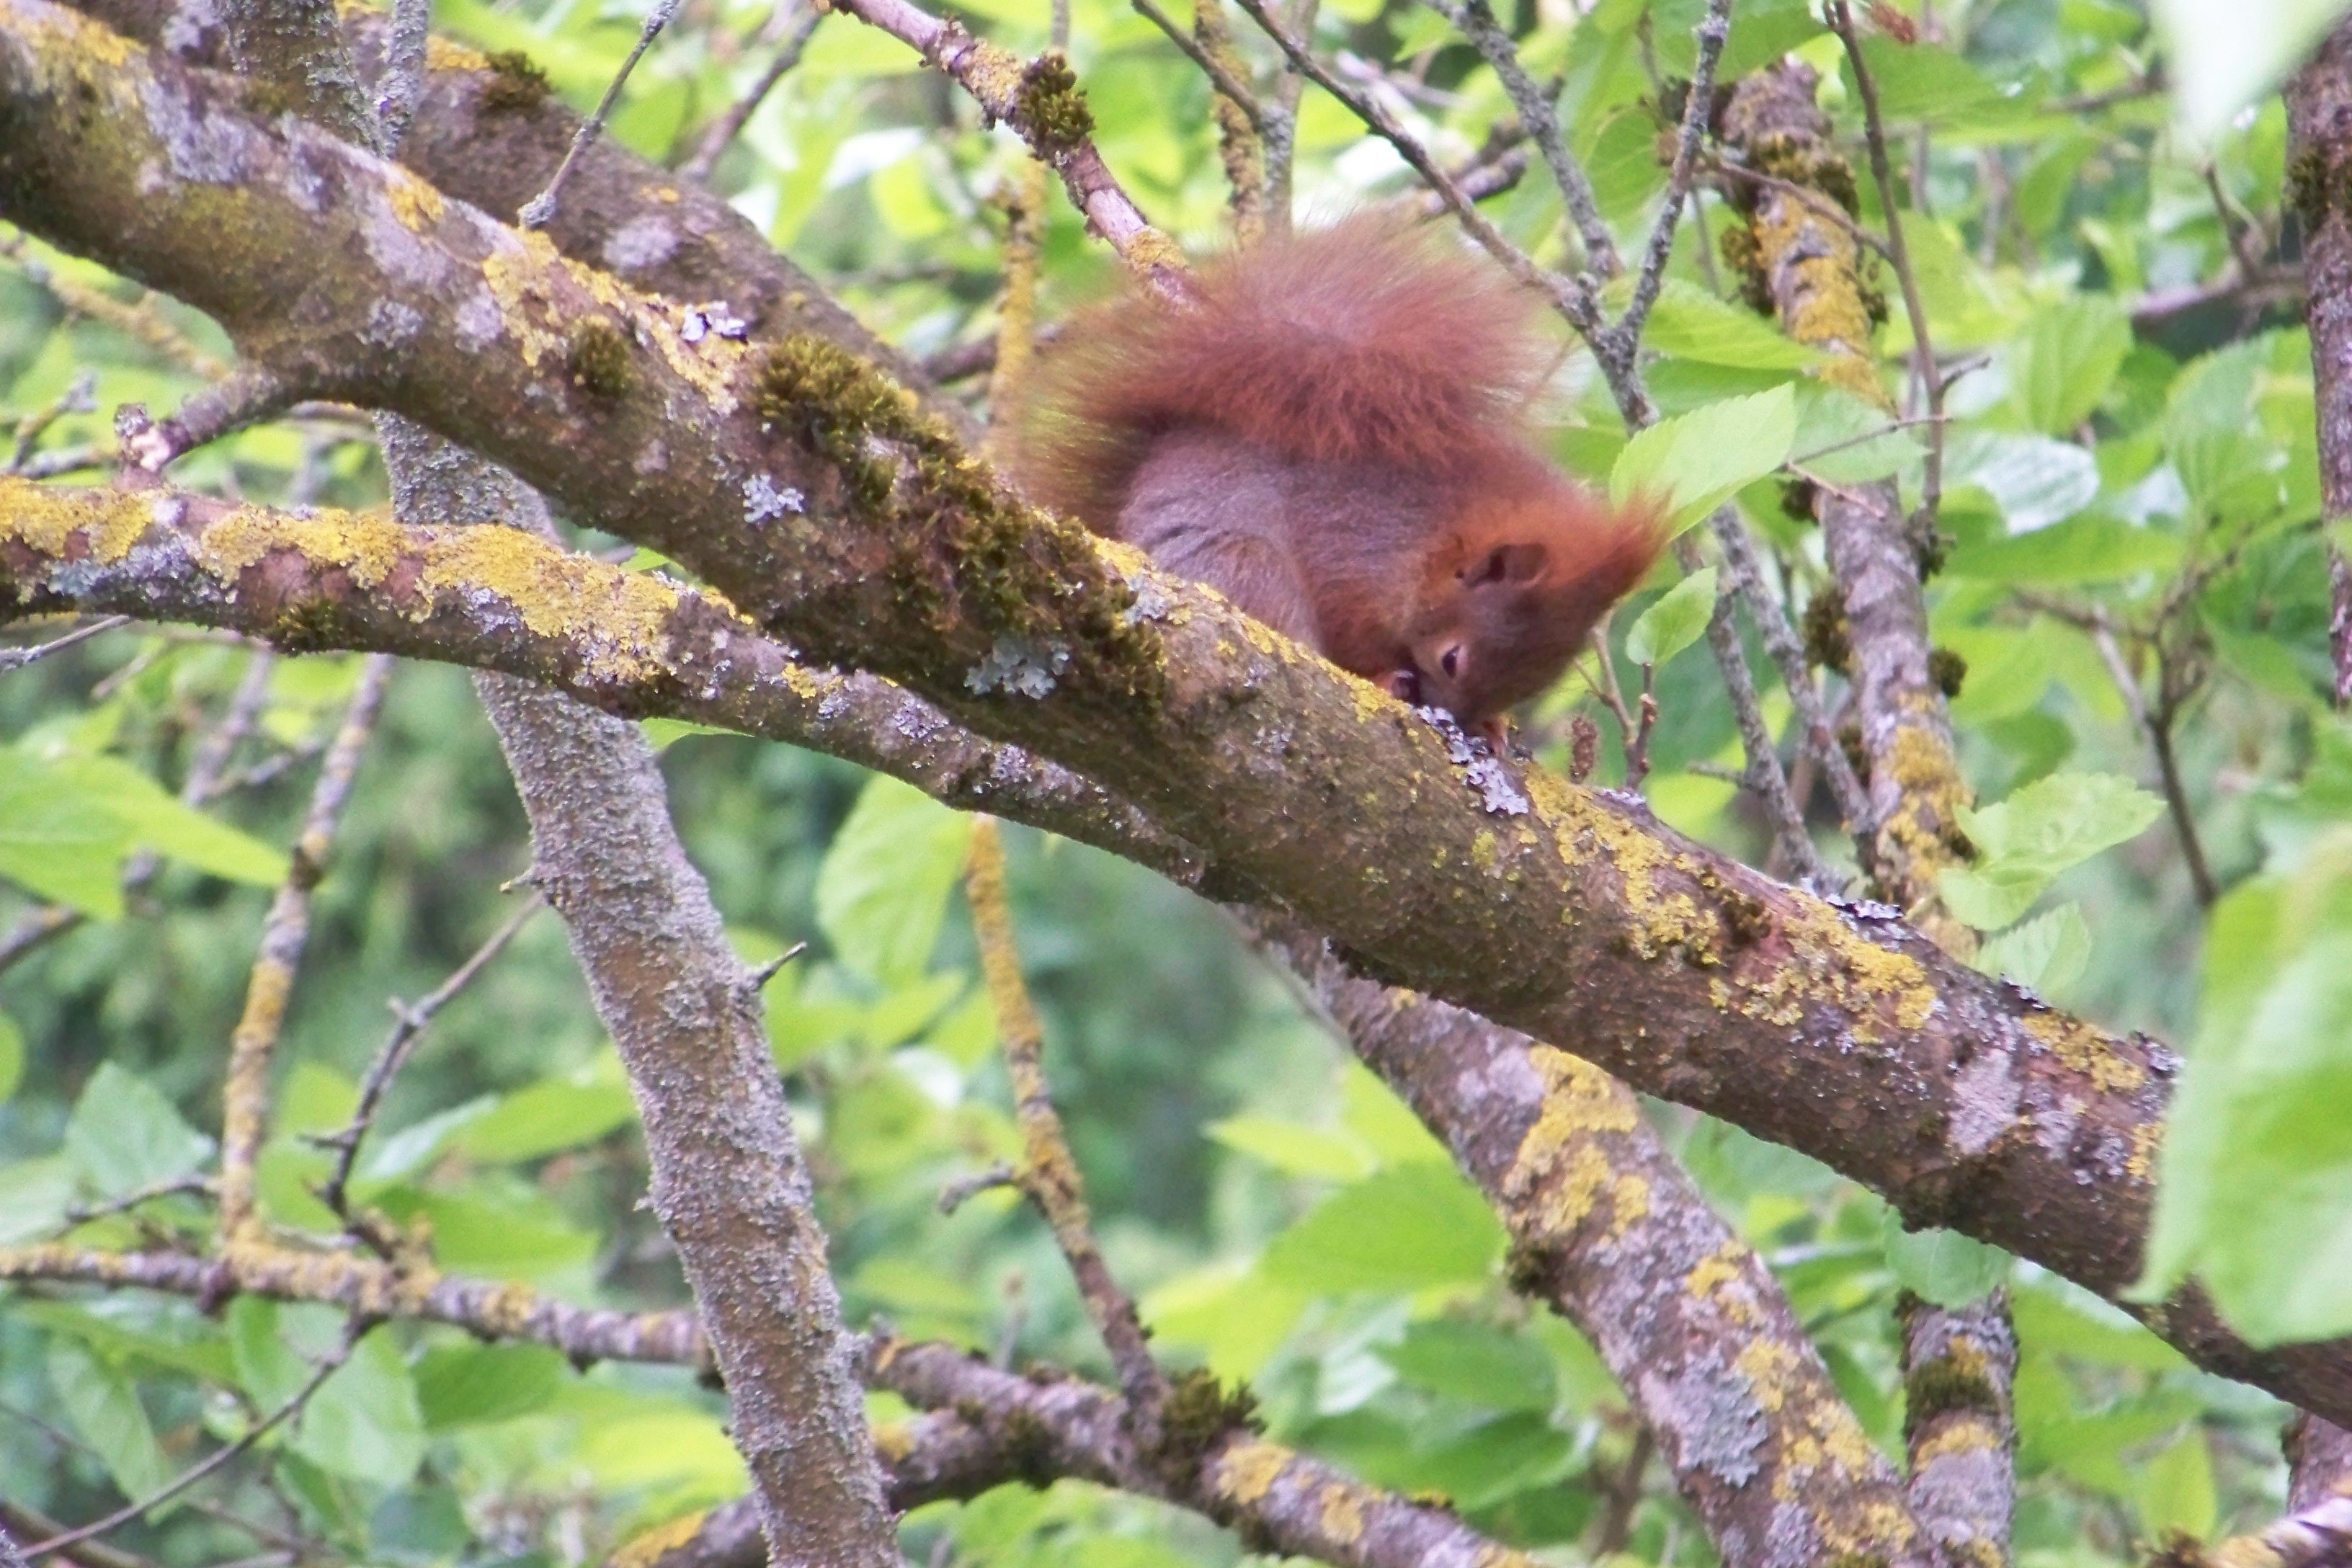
1010, 214, 1554, 528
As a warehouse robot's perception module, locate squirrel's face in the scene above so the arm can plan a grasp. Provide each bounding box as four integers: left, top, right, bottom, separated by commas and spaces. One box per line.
1394, 538, 1585, 734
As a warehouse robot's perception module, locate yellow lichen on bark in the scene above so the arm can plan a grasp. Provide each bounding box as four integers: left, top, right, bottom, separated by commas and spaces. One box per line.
2021, 1010, 2148, 1095
0, 478, 151, 564
1210, 1439, 1291, 1506
1316, 1482, 1367, 1544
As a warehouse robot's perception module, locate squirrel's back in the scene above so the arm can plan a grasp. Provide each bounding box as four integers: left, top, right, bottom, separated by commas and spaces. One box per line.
1010, 215, 1556, 530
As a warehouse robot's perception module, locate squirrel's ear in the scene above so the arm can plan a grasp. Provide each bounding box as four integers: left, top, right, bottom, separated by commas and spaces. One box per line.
1466, 541, 1548, 585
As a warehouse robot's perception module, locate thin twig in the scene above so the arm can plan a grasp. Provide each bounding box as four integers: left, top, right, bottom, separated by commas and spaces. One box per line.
520, 0, 686, 228
963, 819, 1167, 1420
1131, 0, 1261, 127
1427, 0, 1615, 273
1608, 0, 1730, 357
58, 1174, 216, 1231
5, 370, 94, 474
2089, 623, 2217, 908
216, 656, 397, 1242
0, 615, 129, 674
24, 1319, 365, 1561
1229, 0, 1599, 331
311, 893, 546, 1219
117, 367, 295, 472
676, 1, 824, 185
373, 0, 431, 153
824, 0, 1187, 292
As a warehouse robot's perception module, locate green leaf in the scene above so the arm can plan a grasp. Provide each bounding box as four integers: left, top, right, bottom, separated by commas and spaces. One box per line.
49, 1337, 172, 1510
2136, 1428, 2218, 1541
2142, 857, 2352, 1343
1409, 1411, 1577, 1509
63, 1062, 215, 1200
293, 1326, 427, 1487
0, 1011, 22, 1104
1378, 1319, 1557, 1412
1791, 386, 1927, 485
455, 1061, 636, 1163
1260, 1165, 1505, 1293
815, 775, 975, 987
1938, 772, 2164, 930
1626, 280, 1817, 370
416, 1342, 569, 1428
1944, 514, 2183, 584
1973, 904, 2093, 994
1610, 384, 1797, 530
1207, 1115, 1376, 1181
1883, 1219, 2012, 1308
49, 754, 289, 886
1945, 432, 2103, 534
1624, 568, 1717, 667
0, 745, 133, 915
2010, 297, 2132, 435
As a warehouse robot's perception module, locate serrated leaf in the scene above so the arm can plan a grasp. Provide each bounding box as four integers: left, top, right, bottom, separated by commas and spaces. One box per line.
1940, 772, 2164, 930
1946, 432, 2103, 534
1260, 1166, 1505, 1292
815, 775, 975, 987
2142, 850, 2352, 1344
63, 1063, 215, 1200
1627, 280, 1818, 370
291, 1327, 426, 1487
0, 746, 132, 915
1791, 386, 1927, 485
1610, 384, 1797, 530
1624, 568, 1717, 667
1973, 904, 2093, 993
2136, 1428, 2218, 1541
2011, 297, 2132, 435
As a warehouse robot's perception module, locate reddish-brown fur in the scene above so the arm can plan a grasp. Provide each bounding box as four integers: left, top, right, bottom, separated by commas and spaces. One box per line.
1010, 215, 1663, 739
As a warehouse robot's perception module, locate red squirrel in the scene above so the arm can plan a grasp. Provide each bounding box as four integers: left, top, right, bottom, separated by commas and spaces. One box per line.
1010, 215, 1664, 744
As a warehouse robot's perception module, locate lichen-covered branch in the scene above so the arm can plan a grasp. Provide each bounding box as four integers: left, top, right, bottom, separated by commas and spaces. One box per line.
2, 18, 2347, 1422
0, 476, 1203, 886
1900, 1293, 2017, 1568
821, 0, 1186, 293
1717, 61, 1970, 933
1263, 923, 1937, 1568
0, 1240, 712, 1366
383, 432, 895, 1564
865, 1338, 1549, 1568
214, 654, 391, 1242
964, 819, 1167, 1415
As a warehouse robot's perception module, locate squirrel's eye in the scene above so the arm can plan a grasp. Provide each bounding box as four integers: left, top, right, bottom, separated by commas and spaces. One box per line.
1440, 646, 1464, 679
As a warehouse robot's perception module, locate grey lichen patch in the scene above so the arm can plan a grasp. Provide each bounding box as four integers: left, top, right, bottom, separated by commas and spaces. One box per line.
138, 74, 259, 184
966, 635, 1070, 698
741, 473, 803, 525
1433, 717, 1531, 816
602, 214, 682, 275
